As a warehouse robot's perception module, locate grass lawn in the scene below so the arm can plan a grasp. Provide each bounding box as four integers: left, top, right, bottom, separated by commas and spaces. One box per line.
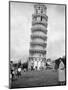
11, 70, 59, 88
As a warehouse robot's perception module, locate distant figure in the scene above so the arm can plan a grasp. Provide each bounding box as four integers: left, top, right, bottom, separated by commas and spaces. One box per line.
11, 67, 15, 81
55, 58, 60, 71
58, 59, 65, 85
17, 67, 21, 78
31, 66, 34, 71
14, 69, 18, 79
22, 62, 28, 71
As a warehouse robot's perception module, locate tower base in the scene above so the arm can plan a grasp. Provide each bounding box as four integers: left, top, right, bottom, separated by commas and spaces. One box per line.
28, 57, 46, 70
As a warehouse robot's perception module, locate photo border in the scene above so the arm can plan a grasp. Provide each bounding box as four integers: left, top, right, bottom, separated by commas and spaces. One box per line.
9, 1, 67, 88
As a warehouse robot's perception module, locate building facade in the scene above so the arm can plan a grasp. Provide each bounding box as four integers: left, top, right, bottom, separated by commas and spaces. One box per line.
28, 4, 48, 70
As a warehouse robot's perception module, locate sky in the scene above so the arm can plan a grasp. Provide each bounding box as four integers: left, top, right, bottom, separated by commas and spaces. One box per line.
10, 2, 65, 63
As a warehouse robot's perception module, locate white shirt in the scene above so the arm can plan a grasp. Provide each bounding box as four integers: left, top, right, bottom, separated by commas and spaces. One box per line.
18, 68, 21, 72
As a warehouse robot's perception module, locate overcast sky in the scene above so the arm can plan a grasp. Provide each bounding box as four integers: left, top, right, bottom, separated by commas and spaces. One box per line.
10, 2, 65, 62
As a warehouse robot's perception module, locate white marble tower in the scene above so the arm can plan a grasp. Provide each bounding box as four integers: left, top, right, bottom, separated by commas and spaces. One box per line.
28, 4, 48, 70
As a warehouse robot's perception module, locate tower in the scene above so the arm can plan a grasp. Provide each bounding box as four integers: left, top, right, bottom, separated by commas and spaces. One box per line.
28, 4, 48, 70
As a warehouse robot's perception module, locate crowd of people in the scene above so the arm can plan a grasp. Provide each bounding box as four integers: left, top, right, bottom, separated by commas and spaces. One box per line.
10, 56, 66, 86
10, 61, 22, 82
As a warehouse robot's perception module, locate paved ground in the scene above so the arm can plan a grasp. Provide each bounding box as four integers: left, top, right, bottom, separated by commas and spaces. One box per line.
11, 70, 59, 88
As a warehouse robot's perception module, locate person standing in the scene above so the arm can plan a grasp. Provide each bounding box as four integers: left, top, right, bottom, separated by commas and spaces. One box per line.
58, 59, 65, 85
17, 67, 21, 78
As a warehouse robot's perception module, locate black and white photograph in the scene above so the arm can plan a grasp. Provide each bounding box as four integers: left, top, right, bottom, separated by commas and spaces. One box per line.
9, 1, 66, 89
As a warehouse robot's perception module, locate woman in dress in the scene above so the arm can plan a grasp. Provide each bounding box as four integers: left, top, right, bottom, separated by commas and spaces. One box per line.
58, 59, 65, 85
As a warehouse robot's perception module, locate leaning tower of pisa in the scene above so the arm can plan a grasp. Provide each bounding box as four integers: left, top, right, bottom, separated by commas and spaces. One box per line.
28, 4, 48, 70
